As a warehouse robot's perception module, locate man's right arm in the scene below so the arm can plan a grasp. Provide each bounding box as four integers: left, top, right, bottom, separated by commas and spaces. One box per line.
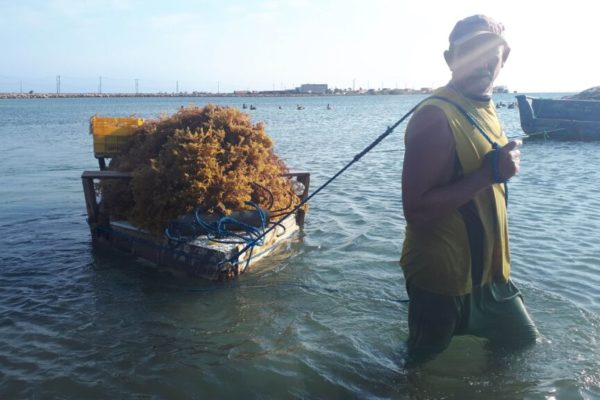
401, 105, 495, 227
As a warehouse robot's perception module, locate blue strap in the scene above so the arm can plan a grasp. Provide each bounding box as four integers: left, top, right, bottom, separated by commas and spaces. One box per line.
428, 96, 498, 147
426, 95, 508, 204
490, 148, 502, 184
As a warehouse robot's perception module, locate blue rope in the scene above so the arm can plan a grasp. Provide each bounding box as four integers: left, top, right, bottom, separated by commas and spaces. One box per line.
163, 202, 271, 273
222, 95, 514, 267
428, 96, 499, 146
219, 100, 427, 269
491, 148, 502, 184
164, 201, 268, 249
428, 95, 509, 203
163, 94, 510, 269
164, 222, 201, 243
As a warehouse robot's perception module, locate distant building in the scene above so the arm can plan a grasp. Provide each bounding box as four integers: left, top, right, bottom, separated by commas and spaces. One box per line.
297, 84, 328, 94
493, 85, 509, 93
256, 90, 296, 95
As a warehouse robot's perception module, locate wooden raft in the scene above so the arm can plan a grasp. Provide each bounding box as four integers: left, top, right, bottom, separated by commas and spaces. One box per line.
82, 170, 310, 280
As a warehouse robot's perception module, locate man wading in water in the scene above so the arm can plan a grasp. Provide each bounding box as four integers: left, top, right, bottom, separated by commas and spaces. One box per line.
401, 15, 539, 363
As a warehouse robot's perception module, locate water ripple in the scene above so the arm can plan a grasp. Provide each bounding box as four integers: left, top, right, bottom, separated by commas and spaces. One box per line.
0, 95, 598, 398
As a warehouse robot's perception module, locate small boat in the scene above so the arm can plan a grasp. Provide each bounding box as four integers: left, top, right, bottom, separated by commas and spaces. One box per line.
249, 105, 256, 110
83, 116, 310, 280
296, 105, 304, 110
516, 95, 600, 140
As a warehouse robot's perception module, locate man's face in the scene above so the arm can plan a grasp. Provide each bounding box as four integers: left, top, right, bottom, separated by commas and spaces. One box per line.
447, 36, 506, 97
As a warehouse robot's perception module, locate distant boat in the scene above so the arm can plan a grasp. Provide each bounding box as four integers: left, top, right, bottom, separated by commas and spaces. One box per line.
326, 104, 332, 110
296, 105, 304, 110
516, 95, 600, 141
250, 105, 256, 110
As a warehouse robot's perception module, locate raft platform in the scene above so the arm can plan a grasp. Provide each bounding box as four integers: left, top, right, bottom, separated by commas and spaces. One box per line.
82, 170, 310, 280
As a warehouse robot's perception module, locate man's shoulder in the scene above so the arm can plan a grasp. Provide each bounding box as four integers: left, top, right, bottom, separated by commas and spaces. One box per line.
412, 103, 449, 124
406, 103, 453, 144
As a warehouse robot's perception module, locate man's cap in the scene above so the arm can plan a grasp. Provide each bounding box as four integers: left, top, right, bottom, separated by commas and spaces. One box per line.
449, 15, 509, 49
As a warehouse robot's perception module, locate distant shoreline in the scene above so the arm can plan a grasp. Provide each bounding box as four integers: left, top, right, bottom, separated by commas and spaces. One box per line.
0, 89, 434, 100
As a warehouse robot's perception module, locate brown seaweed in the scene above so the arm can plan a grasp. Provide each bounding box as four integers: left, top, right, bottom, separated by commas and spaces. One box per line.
100, 105, 300, 234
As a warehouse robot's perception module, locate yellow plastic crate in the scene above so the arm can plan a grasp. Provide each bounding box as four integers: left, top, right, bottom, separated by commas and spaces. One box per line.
90, 115, 144, 157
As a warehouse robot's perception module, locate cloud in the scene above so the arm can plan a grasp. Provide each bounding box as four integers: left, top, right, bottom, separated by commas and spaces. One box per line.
149, 13, 204, 30
48, 0, 137, 19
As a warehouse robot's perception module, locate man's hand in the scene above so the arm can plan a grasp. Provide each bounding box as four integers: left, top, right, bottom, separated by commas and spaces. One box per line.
500, 139, 522, 180
486, 140, 522, 183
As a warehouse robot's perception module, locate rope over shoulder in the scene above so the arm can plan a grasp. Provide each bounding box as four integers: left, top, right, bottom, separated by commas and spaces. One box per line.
427, 95, 510, 198
222, 95, 510, 268
222, 100, 424, 268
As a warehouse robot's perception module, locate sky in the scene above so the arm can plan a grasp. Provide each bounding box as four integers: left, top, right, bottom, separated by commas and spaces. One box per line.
1, 0, 598, 94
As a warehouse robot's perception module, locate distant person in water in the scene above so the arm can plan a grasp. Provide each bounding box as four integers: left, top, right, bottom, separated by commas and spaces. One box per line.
400, 15, 539, 364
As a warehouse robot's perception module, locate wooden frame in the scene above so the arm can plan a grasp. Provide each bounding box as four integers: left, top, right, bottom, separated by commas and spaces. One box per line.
81, 169, 310, 279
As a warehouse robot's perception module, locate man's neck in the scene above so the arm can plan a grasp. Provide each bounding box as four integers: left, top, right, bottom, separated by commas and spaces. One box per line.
447, 81, 492, 102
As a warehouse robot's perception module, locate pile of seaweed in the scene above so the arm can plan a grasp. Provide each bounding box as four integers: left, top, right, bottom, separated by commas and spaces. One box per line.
101, 105, 300, 235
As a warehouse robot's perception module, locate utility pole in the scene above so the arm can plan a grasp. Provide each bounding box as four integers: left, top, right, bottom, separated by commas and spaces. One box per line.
176, 80, 179, 93
135, 78, 139, 95
352, 78, 355, 91
20, 80, 22, 94
99, 76, 102, 94
56, 75, 61, 94
217, 81, 220, 94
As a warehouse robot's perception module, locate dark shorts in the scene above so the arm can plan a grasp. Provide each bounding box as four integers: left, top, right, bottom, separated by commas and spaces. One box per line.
406, 279, 539, 363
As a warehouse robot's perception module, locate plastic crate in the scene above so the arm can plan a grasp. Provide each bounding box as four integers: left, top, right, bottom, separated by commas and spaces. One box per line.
90, 115, 144, 158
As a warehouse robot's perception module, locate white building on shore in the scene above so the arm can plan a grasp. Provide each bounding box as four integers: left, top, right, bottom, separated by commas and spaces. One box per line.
297, 84, 328, 94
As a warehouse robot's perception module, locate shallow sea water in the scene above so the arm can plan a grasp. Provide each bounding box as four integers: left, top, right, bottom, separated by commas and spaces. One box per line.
0, 94, 599, 399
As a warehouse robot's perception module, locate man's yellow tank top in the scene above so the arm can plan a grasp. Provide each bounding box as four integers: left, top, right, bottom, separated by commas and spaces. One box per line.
400, 85, 510, 296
